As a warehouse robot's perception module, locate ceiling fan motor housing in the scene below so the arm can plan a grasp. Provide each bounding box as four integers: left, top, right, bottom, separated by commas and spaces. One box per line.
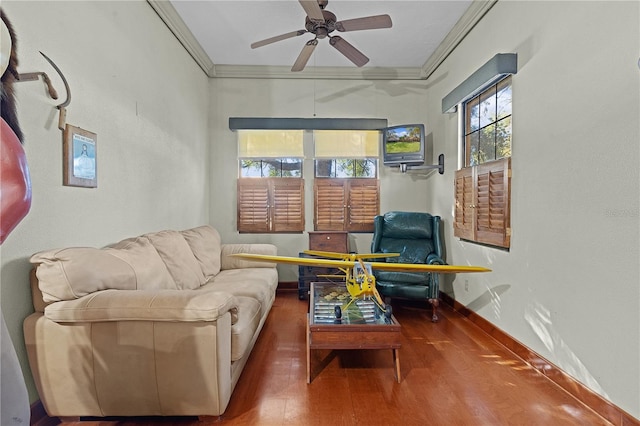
305, 10, 337, 38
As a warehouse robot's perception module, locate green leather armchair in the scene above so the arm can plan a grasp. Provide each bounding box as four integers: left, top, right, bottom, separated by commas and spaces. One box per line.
370, 211, 445, 322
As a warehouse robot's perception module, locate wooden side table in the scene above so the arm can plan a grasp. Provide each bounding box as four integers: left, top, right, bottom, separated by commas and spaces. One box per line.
298, 232, 350, 299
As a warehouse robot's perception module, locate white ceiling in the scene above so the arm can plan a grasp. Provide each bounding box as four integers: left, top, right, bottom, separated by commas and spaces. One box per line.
150, 0, 494, 79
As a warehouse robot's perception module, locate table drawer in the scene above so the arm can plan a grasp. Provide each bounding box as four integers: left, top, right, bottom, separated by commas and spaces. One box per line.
309, 231, 349, 253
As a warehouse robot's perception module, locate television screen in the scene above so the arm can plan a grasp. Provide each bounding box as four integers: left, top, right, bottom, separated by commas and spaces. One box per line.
382, 124, 425, 166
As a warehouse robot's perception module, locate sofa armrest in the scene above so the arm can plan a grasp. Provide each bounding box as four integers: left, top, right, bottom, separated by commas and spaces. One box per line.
43, 289, 238, 323
220, 244, 277, 270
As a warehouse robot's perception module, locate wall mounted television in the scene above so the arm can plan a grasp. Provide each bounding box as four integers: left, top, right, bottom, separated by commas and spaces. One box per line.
382, 124, 425, 166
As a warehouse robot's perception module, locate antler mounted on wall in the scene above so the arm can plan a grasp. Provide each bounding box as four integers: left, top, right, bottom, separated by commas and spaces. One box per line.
17, 51, 71, 130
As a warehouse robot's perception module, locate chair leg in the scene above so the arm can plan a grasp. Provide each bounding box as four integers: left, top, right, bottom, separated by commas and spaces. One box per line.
428, 298, 439, 322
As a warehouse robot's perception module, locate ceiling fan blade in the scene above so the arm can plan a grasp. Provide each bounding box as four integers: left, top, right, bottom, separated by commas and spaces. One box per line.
292, 39, 318, 72
299, 0, 325, 23
336, 14, 392, 32
329, 36, 369, 67
251, 29, 308, 49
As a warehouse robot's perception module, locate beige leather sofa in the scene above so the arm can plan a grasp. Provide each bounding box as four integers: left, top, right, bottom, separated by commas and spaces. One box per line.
24, 225, 278, 420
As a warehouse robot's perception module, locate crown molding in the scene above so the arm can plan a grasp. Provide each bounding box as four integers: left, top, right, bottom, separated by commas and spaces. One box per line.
421, 0, 498, 79
211, 65, 424, 80
147, 0, 215, 76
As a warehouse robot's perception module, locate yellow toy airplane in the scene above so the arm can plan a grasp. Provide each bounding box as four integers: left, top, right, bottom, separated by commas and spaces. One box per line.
231, 250, 491, 319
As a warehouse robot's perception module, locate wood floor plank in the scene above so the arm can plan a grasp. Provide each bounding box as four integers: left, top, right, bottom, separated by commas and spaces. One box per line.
42, 291, 615, 426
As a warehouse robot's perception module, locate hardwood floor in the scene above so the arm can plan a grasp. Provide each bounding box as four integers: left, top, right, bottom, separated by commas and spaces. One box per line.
38, 291, 615, 426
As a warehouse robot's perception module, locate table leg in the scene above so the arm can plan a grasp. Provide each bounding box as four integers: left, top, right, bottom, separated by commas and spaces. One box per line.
306, 316, 311, 384
393, 349, 401, 383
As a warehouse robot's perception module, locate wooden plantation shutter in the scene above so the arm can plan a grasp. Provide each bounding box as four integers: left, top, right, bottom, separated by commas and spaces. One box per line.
238, 179, 270, 232
476, 157, 511, 247
454, 166, 474, 240
347, 179, 379, 232
238, 178, 304, 233
314, 179, 378, 232
271, 179, 304, 232
454, 157, 511, 248
314, 180, 346, 231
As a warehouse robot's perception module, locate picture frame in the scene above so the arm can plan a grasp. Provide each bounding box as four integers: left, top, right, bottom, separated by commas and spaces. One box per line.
63, 124, 97, 188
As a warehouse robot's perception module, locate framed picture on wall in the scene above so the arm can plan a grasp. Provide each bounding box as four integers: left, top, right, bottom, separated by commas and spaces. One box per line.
63, 124, 97, 188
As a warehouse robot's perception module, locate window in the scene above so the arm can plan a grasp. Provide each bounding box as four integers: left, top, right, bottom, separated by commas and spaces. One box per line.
464, 76, 512, 167
313, 130, 380, 232
315, 159, 377, 178
237, 130, 304, 233
454, 76, 512, 248
240, 159, 302, 177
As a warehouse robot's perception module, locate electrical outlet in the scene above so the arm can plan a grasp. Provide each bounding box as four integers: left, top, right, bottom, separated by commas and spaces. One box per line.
464, 280, 469, 292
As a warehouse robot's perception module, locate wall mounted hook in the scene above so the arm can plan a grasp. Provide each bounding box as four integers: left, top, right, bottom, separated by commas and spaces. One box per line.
16, 51, 71, 130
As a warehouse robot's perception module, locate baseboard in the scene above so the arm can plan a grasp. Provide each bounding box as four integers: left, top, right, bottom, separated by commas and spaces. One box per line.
439, 292, 639, 426
276, 281, 298, 293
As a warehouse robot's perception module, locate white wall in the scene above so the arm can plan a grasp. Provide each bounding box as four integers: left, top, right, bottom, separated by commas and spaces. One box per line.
424, 0, 639, 418
209, 78, 438, 281
0, 0, 210, 401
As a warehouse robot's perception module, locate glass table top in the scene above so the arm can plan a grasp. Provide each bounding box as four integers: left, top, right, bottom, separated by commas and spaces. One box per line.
310, 282, 394, 325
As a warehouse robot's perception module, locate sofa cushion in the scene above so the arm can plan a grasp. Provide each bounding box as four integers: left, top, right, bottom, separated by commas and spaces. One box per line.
220, 244, 277, 270
30, 238, 175, 302
144, 230, 205, 290
181, 225, 221, 278
231, 296, 261, 361
105, 237, 176, 290
201, 268, 278, 319
43, 289, 238, 323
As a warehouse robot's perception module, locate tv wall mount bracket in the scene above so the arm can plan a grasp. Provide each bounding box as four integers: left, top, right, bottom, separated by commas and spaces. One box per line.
398, 153, 445, 174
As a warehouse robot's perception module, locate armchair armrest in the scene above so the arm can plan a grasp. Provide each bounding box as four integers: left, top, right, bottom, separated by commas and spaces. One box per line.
43, 289, 239, 324
221, 244, 277, 270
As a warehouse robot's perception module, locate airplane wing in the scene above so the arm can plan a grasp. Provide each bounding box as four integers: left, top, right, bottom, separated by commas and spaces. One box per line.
230, 253, 491, 273
303, 250, 399, 260
232, 253, 357, 269
366, 261, 491, 273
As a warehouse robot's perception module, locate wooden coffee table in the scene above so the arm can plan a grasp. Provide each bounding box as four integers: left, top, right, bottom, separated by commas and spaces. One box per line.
306, 282, 402, 383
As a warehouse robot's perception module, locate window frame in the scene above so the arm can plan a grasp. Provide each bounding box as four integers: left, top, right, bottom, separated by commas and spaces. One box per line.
463, 76, 512, 167
312, 130, 380, 232
314, 158, 378, 179
236, 128, 381, 234
239, 158, 303, 178
455, 75, 512, 249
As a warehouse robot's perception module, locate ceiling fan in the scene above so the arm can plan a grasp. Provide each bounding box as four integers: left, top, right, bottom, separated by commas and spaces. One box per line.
250, 0, 392, 72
